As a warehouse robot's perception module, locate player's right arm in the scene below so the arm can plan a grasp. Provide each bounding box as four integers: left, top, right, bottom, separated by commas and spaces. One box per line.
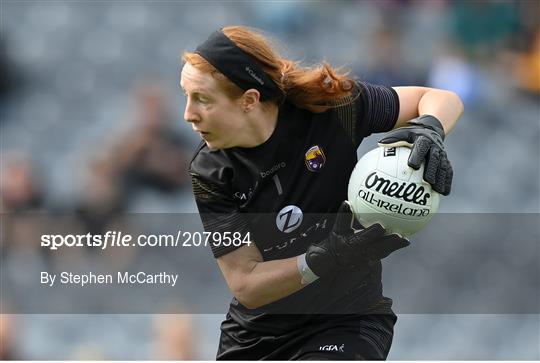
215, 202, 409, 310
216, 243, 305, 309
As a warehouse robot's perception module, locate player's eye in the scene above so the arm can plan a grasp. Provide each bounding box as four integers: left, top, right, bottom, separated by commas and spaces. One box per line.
197, 95, 211, 104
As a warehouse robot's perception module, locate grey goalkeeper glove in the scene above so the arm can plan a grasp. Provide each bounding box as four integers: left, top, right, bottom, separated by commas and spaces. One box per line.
305, 201, 410, 279
378, 115, 453, 196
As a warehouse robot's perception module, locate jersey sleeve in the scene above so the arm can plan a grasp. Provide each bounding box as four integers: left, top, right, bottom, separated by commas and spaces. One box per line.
190, 146, 250, 258
332, 81, 400, 148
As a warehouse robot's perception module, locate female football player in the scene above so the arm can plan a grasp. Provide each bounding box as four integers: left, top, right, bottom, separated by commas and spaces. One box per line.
182, 26, 463, 360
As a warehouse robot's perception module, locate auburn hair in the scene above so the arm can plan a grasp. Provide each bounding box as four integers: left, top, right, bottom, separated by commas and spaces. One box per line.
182, 26, 356, 113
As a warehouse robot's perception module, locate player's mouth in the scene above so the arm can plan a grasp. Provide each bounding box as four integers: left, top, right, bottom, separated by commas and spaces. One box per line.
195, 130, 211, 140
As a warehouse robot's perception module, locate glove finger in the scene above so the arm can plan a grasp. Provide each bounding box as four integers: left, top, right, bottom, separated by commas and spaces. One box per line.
408, 136, 431, 170
370, 234, 410, 259
443, 160, 453, 196
434, 153, 448, 194
333, 201, 355, 234
424, 146, 440, 186
305, 243, 335, 277
351, 222, 386, 243
378, 129, 416, 146
377, 140, 414, 149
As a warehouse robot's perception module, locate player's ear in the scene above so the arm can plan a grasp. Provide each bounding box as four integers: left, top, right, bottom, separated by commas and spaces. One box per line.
242, 89, 260, 113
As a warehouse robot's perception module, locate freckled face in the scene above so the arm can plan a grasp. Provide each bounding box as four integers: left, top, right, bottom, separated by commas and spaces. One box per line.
180, 63, 247, 149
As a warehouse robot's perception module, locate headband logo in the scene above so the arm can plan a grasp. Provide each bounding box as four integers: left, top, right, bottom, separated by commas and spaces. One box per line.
245, 66, 265, 85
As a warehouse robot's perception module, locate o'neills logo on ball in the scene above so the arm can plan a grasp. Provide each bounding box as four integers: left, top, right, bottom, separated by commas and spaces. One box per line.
364, 171, 430, 206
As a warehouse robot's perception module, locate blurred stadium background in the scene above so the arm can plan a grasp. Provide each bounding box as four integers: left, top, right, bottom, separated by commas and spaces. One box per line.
1, 0, 539, 360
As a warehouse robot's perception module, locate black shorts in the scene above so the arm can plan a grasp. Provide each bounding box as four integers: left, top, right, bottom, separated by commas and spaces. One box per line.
216, 314, 397, 360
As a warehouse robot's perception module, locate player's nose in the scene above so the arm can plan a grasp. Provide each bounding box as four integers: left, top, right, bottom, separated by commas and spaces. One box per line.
183, 99, 200, 124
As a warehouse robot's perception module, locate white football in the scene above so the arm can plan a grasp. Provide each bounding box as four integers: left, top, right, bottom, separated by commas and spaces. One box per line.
347, 146, 440, 237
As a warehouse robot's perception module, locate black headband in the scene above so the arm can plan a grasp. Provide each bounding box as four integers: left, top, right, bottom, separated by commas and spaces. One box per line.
195, 30, 282, 101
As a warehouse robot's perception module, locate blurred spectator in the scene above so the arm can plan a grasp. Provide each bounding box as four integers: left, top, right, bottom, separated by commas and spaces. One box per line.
116, 82, 190, 192
75, 81, 190, 232
153, 314, 195, 360
1, 152, 44, 212
69, 343, 108, 360
76, 155, 127, 234
360, 26, 422, 86
0, 37, 21, 113
427, 43, 480, 107
0, 314, 18, 360
505, 27, 540, 95
247, 2, 311, 37
450, 0, 520, 60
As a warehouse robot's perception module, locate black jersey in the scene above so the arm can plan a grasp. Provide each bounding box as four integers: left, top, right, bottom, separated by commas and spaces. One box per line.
190, 81, 399, 333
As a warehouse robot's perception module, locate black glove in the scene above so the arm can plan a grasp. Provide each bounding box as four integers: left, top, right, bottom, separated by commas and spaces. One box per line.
378, 115, 453, 196
305, 201, 410, 278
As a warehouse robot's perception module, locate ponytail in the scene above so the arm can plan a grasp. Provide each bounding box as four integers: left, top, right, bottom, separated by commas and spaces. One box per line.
279, 59, 356, 112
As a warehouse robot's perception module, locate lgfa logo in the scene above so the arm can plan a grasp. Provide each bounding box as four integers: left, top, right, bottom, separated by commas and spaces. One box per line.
319, 344, 345, 352
276, 205, 303, 233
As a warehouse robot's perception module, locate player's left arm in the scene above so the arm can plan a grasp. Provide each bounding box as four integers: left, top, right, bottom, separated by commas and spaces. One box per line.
378, 87, 464, 196
392, 86, 464, 135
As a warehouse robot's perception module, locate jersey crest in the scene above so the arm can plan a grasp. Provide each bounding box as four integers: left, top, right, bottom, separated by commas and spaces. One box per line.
305, 145, 326, 172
